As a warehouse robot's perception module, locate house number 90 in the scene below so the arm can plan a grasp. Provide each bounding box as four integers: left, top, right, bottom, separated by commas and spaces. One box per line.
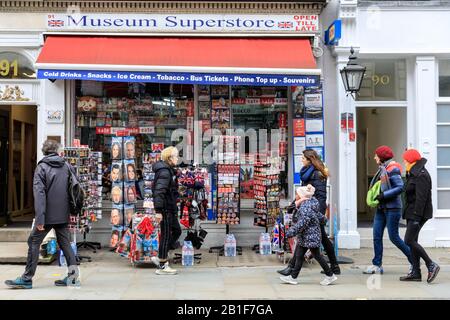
0, 59, 19, 77
372, 75, 390, 86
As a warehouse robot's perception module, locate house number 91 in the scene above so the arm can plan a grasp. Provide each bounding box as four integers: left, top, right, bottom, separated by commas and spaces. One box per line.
0, 59, 19, 77
372, 75, 390, 86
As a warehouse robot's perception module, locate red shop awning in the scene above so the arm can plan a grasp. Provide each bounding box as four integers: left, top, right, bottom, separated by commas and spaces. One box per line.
36, 36, 319, 75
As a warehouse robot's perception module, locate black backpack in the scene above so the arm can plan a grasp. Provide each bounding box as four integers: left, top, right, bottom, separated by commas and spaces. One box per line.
65, 162, 85, 216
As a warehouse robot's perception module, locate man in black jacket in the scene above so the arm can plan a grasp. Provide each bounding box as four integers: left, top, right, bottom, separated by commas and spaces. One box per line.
400, 149, 440, 283
5, 140, 79, 289
150, 146, 181, 275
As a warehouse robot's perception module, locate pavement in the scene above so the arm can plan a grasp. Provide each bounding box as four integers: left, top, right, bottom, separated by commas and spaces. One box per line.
1, 247, 450, 300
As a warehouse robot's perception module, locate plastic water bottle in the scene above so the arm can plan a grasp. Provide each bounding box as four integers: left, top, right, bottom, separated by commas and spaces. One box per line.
59, 242, 77, 266
259, 233, 271, 255
225, 234, 236, 257
47, 239, 57, 255
182, 241, 194, 266
151, 238, 159, 256
59, 249, 67, 267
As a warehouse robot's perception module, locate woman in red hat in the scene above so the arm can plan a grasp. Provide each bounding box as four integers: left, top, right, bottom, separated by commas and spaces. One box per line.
400, 149, 440, 283
363, 145, 412, 275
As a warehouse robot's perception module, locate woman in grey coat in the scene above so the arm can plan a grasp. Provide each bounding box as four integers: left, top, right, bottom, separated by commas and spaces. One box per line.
279, 185, 338, 286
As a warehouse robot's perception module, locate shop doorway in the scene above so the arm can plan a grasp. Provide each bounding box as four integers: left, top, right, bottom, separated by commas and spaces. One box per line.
356, 107, 407, 225
0, 109, 9, 226
4, 105, 37, 225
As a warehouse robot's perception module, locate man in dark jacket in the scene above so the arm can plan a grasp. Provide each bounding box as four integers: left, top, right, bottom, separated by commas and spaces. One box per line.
400, 149, 440, 283
5, 140, 79, 289
150, 146, 181, 275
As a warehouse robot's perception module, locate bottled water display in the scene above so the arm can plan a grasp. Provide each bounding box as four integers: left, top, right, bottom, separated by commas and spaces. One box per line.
224, 234, 237, 257
182, 241, 194, 266
259, 233, 272, 255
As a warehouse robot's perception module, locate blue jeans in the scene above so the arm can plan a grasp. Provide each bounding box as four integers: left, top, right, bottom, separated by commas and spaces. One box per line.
372, 208, 412, 267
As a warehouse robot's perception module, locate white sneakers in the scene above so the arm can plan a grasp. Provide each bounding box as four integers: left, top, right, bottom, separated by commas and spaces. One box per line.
279, 275, 299, 285
320, 275, 338, 286
363, 265, 384, 274
155, 262, 178, 275
280, 274, 338, 286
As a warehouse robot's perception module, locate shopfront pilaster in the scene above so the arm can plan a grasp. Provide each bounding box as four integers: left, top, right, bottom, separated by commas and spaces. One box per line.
413, 56, 438, 247
335, 52, 360, 249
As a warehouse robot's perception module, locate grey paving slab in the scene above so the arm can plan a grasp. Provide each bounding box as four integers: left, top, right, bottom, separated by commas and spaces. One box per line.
1, 248, 450, 300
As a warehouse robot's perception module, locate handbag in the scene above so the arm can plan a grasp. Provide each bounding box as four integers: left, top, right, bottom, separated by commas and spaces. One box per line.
366, 180, 381, 208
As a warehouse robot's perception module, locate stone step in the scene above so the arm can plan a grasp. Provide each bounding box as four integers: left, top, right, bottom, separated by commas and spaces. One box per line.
0, 242, 56, 264
359, 227, 407, 248
0, 228, 31, 242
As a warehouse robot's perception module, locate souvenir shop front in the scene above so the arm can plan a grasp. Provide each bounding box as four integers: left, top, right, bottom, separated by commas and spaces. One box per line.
35, 13, 325, 253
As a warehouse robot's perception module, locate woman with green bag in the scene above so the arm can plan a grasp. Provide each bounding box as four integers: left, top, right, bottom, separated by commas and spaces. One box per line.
363, 146, 412, 275
366, 181, 381, 208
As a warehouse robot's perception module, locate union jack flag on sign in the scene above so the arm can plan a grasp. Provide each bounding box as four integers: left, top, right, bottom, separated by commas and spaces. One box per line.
48, 20, 64, 27
278, 21, 293, 29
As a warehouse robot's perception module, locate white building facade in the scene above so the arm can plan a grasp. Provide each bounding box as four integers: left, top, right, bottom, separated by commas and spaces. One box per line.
321, 0, 450, 248
2, 0, 450, 249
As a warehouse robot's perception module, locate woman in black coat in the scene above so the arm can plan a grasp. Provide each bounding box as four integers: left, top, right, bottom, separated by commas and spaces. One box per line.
278, 149, 340, 276
151, 146, 181, 275
400, 149, 440, 283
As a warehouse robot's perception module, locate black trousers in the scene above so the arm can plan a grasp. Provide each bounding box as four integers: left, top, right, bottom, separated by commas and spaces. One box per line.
404, 219, 433, 273
22, 224, 78, 282
158, 212, 181, 261
288, 223, 337, 268
290, 244, 333, 279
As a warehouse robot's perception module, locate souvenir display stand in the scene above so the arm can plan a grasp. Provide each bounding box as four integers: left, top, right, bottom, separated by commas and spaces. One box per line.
116, 151, 160, 267
173, 164, 210, 264
108, 136, 139, 253
77, 151, 103, 253
64, 146, 103, 262
252, 157, 281, 253
274, 208, 292, 264
209, 136, 242, 256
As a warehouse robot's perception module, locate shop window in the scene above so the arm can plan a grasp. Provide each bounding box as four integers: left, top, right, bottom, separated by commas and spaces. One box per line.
0, 51, 36, 79
74, 81, 193, 181
439, 60, 450, 97
230, 86, 289, 198
437, 168, 450, 188
356, 59, 406, 101
437, 104, 450, 209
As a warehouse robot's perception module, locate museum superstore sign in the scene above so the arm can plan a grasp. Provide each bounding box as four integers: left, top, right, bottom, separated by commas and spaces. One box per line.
37, 70, 319, 86
46, 13, 319, 33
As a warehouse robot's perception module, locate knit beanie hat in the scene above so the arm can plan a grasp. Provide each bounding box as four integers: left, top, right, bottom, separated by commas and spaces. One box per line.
296, 184, 316, 199
403, 148, 422, 164
375, 145, 394, 162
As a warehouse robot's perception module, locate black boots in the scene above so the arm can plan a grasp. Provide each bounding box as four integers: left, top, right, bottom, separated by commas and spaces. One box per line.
399, 272, 422, 282
427, 263, 440, 284
321, 264, 341, 275
277, 266, 292, 276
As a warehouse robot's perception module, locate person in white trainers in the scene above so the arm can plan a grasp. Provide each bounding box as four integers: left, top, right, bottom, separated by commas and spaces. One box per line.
279, 184, 337, 286
151, 146, 181, 275
363, 146, 412, 275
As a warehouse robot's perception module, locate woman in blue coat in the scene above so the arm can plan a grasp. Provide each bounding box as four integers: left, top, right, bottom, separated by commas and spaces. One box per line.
278, 149, 340, 276
363, 146, 412, 275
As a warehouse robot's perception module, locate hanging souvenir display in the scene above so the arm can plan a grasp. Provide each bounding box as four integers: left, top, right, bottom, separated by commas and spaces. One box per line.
116, 151, 160, 266
253, 161, 280, 228
177, 165, 210, 228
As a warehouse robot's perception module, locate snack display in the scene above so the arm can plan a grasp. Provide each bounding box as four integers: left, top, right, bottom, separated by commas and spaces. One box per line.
253, 161, 280, 228
216, 164, 240, 225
